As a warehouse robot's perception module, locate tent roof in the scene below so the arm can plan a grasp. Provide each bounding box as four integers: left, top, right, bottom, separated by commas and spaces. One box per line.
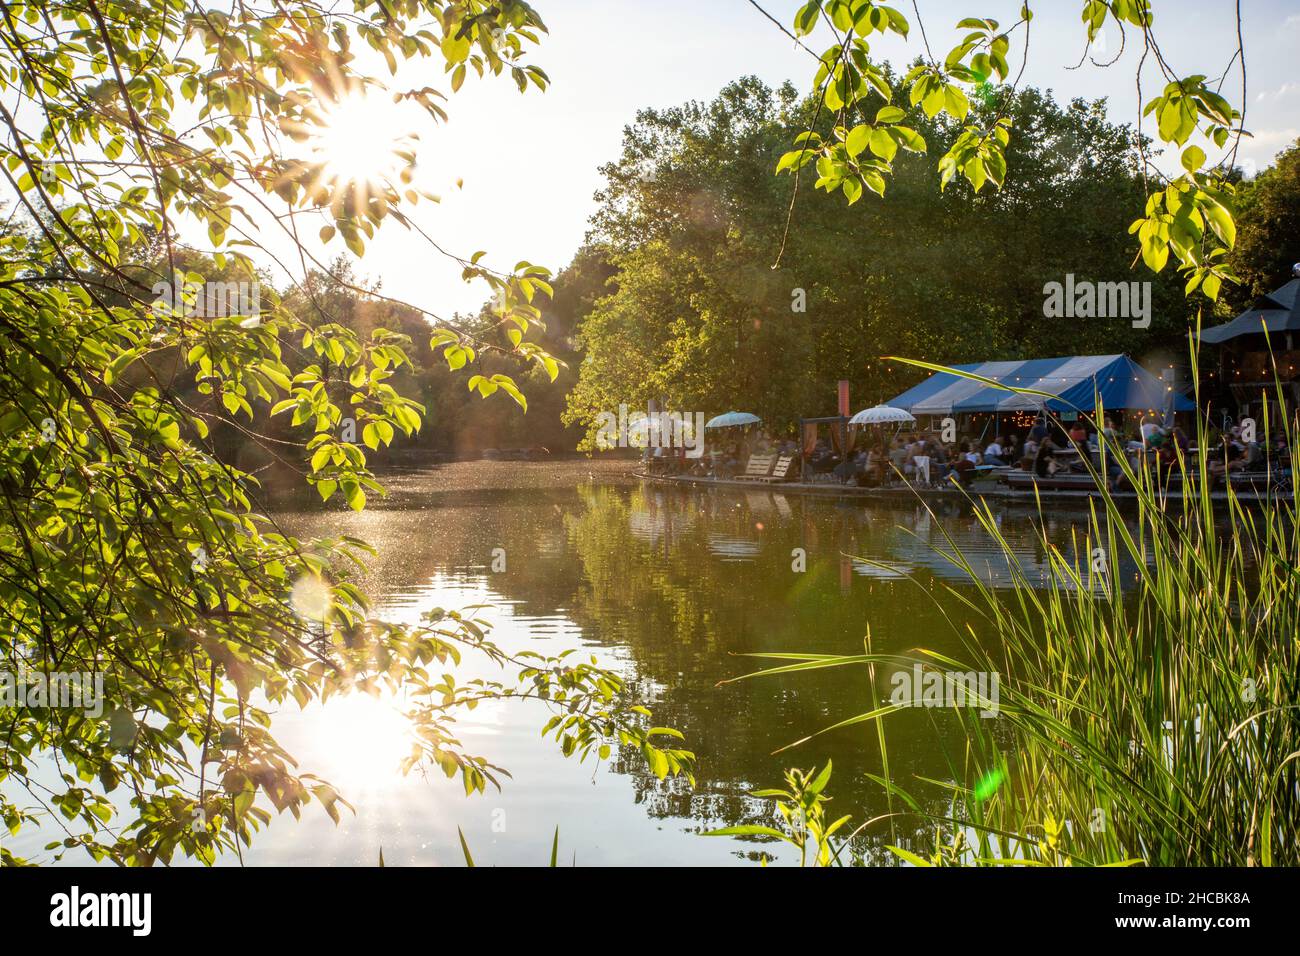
1199, 278, 1300, 344
887, 354, 1196, 415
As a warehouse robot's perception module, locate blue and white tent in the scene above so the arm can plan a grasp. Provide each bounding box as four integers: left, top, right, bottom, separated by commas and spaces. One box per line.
887, 354, 1195, 416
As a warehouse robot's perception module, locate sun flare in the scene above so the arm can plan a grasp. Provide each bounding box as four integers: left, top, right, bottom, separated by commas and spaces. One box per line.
308, 93, 416, 189
307, 692, 414, 792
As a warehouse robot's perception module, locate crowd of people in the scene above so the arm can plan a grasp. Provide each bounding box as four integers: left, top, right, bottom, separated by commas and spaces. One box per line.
707, 415, 1294, 490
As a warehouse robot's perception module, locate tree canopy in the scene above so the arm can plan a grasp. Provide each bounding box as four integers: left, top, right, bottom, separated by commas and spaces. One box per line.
565, 75, 1208, 443
0, 0, 1272, 867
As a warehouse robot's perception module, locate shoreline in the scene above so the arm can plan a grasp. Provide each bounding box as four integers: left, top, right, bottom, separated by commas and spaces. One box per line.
634, 470, 1279, 508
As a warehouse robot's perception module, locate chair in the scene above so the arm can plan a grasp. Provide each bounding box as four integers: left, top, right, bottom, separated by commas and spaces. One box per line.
735, 454, 776, 481
754, 454, 795, 484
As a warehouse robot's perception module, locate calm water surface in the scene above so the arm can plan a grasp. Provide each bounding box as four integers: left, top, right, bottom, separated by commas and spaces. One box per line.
250, 460, 1113, 866
15, 460, 1113, 866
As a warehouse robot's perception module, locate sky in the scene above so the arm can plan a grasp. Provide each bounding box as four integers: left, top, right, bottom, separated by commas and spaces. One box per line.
257, 0, 1300, 320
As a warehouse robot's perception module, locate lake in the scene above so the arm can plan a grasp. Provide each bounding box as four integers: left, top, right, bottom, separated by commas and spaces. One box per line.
11, 459, 1114, 866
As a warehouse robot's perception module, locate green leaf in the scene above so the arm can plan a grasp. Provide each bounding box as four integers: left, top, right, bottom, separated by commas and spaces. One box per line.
701, 825, 788, 840
1181, 145, 1206, 173
942, 84, 970, 120
887, 845, 935, 867
344, 483, 366, 511
808, 760, 833, 795
868, 127, 897, 161
793, 0, 821, 36
845, 124, 871, 158
1203, 201, 1236, 247
457, 827, 475, 867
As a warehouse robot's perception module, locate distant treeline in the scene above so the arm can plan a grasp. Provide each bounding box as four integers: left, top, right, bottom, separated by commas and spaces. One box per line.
73, 75, 1300, 467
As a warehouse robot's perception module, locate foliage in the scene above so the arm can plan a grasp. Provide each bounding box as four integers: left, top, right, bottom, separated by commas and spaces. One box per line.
776, 1, 1244, 300
454, 823, 564, 866
0, 0, 691, 867
1225, 138, 1300, 310
703, 761, 851, 866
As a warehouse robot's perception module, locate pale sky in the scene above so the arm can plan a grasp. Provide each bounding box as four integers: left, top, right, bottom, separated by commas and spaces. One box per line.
257, 0, 1300, 320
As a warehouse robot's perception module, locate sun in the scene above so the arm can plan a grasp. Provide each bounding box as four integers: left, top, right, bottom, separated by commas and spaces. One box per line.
306, 691, 415, 793
307, 93, 417, 190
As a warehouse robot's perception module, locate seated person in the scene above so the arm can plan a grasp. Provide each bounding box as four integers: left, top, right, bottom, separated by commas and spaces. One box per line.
1208, 435, 1247, 481
1033, 435, 1061, 478
1139, 418, 1166, 448
951, 455, 976, 486
1265, 435, 1291, 471
833, 449, 866, 484
1020, 437, 1039, 469
809, 439, 838, 473
983, 436, 1007, 466
859, 445, 886, 485
927, 443, 951, 483
887, 439, 909, 482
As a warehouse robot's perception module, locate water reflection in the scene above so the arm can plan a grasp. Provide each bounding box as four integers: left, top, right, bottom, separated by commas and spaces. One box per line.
9, 462, 1137, 865
262, 464, 1130, 865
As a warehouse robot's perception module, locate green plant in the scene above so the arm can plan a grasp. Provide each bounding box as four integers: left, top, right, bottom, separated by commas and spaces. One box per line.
703, 761, 854, 866
774, 2, 1244, 301
454, 824, 565, 867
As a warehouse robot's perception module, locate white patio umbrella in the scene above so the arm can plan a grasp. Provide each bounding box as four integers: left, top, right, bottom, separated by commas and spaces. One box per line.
705, 411, 762, 429
850, 405, 915, 426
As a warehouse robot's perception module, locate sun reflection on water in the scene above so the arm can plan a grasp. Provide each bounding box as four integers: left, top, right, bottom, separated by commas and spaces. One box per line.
301, 691, 415, 795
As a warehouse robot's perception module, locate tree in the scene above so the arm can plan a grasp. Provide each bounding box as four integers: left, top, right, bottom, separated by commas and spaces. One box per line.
564, 76, 1193, 444
0, 0, 691, 866
1226, 139, 1300, 309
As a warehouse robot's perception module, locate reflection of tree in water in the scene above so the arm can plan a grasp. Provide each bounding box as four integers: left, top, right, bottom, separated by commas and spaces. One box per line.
555, 484, 1034, 856
279, 463, 1170, 860
294, 473, 1143, 860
